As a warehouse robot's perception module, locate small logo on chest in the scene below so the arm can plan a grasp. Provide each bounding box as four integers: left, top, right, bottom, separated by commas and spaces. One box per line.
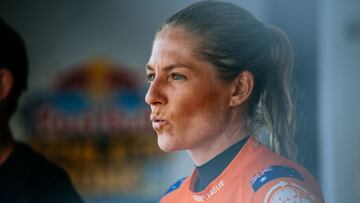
193, 180, 225, 202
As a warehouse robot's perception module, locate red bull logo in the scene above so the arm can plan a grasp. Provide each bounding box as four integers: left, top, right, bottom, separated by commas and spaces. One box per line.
23, 58, 162, 196
25, 58, 152, 137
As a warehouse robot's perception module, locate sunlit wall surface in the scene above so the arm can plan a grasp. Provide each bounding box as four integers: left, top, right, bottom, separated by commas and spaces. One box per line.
1, 0, 358, 202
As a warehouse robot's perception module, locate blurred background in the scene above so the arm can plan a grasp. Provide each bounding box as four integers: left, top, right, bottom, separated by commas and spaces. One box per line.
0, 0, 359, 202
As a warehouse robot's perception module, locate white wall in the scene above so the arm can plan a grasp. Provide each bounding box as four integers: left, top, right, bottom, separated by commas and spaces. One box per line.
318, 0, 360, 202
0, 0, 268, 91
0, 0, 198, 90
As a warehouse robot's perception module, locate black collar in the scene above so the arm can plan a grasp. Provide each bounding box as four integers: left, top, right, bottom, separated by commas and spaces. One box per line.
194, 136, 250, 192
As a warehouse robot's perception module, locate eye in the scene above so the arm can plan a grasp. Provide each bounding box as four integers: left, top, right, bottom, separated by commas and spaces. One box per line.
170, 73, 186, 81
146, 73, 155, 82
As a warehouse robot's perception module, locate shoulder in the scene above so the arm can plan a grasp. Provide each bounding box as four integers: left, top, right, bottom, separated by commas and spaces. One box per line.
15, 142, 67, 177
11, 143, 83, 202
244, 146, 324, 202
163, 177, 187, 196
250, 165, 305, 192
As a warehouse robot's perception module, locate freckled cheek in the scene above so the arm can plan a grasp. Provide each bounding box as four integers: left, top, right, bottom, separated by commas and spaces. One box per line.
169, 98, 198, 124
169, 93, 219, 130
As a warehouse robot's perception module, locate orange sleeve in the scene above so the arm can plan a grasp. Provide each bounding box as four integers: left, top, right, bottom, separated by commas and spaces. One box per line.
248, 164, 324, 203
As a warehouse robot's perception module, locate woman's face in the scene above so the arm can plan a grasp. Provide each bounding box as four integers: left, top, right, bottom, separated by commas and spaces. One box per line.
145, 28, 234, 152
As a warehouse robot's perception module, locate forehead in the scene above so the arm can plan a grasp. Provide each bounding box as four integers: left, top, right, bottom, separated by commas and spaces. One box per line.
148, 28, 201, 67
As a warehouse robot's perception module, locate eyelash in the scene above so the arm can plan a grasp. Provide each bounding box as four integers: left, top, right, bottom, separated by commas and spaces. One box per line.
170, 73, 186, 81
146, 73, 155, 82
146, 73, 187, 82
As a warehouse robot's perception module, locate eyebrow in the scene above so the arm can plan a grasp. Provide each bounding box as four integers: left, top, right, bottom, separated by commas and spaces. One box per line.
145, 63, 194, 72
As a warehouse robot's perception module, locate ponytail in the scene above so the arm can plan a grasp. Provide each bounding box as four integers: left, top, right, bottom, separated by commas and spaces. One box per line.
260, 25, 295, 160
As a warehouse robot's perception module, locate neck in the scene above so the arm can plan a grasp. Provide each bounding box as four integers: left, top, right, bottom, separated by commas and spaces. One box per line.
188, 123, 248, 166
194, 135, 249, 192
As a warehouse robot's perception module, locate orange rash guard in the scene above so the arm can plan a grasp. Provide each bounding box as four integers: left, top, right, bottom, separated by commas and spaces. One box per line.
161, 137, 324, 203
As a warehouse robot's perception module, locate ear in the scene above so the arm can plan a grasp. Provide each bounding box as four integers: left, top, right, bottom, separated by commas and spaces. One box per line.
229, 71, 254, 107
0, 68, 13, 101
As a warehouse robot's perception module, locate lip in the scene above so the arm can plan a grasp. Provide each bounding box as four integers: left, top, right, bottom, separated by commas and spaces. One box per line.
150, 116, 168, 129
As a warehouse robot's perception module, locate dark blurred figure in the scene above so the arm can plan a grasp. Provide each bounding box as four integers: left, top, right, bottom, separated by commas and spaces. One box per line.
0, 19, 83, 203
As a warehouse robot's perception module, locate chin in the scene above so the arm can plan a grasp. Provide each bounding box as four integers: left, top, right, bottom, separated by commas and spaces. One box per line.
157, 133, 180, 152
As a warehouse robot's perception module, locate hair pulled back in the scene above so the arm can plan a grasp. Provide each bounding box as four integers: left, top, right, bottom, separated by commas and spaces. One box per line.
159, 1, 295, 159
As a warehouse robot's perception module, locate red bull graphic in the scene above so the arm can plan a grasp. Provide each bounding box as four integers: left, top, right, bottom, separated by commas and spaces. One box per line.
25, 59, 152, 137
22, 59, 163, 198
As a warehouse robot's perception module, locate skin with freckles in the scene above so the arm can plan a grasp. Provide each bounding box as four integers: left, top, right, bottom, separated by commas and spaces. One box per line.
145, 27, 253, 166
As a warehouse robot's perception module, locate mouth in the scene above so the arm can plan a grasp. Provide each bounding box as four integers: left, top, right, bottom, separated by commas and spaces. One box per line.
150, 116, 168, 129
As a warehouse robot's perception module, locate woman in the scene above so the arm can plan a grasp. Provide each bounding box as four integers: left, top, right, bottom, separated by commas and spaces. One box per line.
145, 1, 324, 202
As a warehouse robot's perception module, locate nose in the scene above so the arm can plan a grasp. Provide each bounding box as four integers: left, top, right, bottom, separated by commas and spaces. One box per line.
145, 79, 167, 106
